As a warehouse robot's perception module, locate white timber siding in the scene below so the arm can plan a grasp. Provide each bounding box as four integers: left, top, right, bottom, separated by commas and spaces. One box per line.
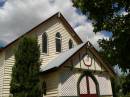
0, 14, 114, 97
0, 16, 79, 97
0, 33, 35, 97
37, 17, 78, 66
0, 52, 5, 97
2, 46, 15, 97
40, 71, 59, 97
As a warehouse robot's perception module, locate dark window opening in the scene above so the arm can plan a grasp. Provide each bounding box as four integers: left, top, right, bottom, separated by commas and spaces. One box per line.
69, 39, 74, 49
56, 32, 61, 52
42, 33, 48, 53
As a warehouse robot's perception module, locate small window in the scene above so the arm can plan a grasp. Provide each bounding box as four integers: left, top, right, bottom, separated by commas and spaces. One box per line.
42, 33, 48, 53
69, 39, 74, 49
56, 32, 62, 52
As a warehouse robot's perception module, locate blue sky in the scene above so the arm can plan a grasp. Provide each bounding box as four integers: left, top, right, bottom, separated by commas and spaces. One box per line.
0, 0, 110, 49
101, 31, 112, 37
0, 0, 5, 7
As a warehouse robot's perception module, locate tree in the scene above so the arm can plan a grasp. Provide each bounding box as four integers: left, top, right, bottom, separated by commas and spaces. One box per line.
122, 73, 130, 95
73, 0, 130, 95
73, 0, 130, 72
10, 36, 42, 97
113, 74, 130, 97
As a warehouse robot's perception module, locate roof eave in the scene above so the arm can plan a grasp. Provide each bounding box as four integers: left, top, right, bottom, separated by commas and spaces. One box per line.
88, 45, 117, 78
0, 12, 83, 53
40, 42, 87, 73
40, 41, 117, 79
58, 13, 83, 44
39, 67, 58, 75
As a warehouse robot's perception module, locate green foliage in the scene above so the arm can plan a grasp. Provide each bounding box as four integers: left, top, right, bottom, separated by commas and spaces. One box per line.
10, 36, 42, 97
111, 74, 130, 97
122, 73, 130, 95
111, 75, 125, 97
73, 0, 130, 72
73, 0, 130, 95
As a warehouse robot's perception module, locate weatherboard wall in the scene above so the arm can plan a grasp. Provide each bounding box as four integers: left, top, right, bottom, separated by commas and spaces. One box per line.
0, 13, 114, 97
37, 17, 78, 66
0, 51, 5, 97
0, 15, 79, 97
1, 32, 36, 97
41, 46, 113, 97
40, 71, 60, 97
2, 44, 16, 97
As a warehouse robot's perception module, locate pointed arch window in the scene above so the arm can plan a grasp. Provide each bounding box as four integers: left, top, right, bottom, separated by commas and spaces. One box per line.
42, 33, 48, 53
69, 39, 74, 49
56, 32, 62, 52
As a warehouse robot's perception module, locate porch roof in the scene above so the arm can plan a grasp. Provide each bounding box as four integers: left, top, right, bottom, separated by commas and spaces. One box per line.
40, 42, 86, 72
40, 41, 117, 78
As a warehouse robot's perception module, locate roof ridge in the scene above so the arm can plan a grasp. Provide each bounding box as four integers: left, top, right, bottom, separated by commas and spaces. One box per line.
40, 41, 116, 78
0, 12, 82, 52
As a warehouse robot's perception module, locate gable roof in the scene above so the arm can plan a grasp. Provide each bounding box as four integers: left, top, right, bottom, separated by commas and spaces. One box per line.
40, 41, 116, 78
0, 12, 82, 52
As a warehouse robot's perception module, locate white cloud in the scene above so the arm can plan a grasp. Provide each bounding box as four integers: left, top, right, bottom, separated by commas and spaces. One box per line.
0, 0, 107, 49
75, 22, 109, 49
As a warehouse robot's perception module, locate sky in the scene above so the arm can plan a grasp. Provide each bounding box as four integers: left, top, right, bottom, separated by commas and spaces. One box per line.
0, 0, 124, 74
0, 0, 5, 7
0, 0, 110, 48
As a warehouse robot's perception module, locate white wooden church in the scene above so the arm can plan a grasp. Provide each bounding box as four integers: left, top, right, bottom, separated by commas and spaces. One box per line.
0, 12, 116, 97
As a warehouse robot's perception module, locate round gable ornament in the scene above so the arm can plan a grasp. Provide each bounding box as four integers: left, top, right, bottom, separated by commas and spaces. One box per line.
83, 54, 92, 67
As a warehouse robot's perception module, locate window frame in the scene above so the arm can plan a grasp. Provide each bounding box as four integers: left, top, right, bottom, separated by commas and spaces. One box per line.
55, 32, 62, 53
42, 32, 48, 54
69, 39, 74, 49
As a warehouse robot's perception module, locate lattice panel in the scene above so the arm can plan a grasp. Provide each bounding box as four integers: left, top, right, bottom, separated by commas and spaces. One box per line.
80, 76, 87, 94
60, 70, 78, 96
95, 74, 112, 95
89, 77, 96, 94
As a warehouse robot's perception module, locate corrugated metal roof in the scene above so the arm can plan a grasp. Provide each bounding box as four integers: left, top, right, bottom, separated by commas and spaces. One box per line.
40, 43, 86, 72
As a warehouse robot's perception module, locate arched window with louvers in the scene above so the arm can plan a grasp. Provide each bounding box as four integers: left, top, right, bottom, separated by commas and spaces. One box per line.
55, 32, 62, 52
69, 39, 74, 49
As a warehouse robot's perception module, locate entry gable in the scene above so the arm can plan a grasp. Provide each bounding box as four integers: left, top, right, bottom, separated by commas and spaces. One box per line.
72, 42, 116, 78
73, 48, 105, 72
40, 41, 116, 78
